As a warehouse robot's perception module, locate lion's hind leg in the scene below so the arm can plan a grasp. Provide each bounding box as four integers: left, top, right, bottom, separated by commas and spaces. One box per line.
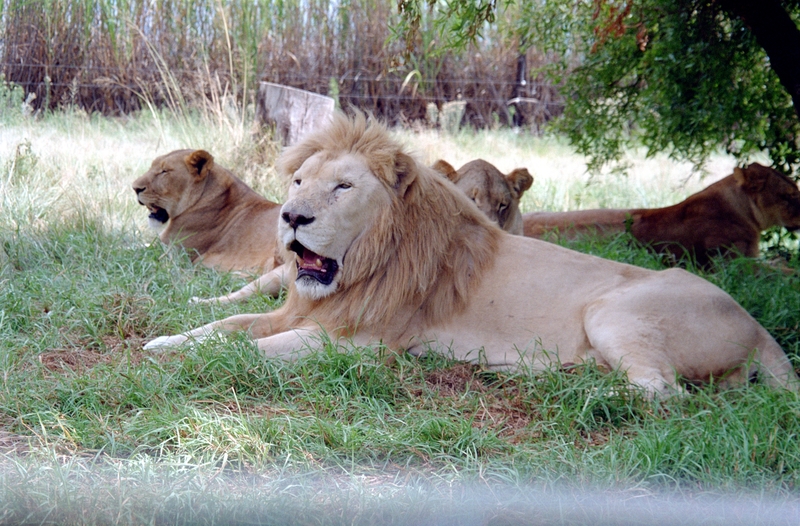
582, 303, 682, 398
583, 280, 800, 396
585, 343, 680, 398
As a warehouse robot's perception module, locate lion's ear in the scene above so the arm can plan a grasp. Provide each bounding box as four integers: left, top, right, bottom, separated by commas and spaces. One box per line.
185, 150, 214, 181
735, 163, 769, 192
431, 159, 460, 183
506, 168, 533, 199
393, 152, 419, 197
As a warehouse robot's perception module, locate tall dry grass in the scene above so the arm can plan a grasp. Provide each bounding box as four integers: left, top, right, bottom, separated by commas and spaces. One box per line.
0, 0, 562, 128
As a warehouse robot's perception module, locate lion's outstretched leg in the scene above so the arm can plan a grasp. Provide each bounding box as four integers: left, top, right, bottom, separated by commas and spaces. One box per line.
253, 328, 327, 360
143, 312, 289, 351
146, 316, 354, 363
190, 264, 290, 306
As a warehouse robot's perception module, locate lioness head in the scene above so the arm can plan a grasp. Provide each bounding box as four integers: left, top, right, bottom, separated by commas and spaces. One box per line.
432, 159, 533, 235
734, 163, 800, 231
132, 149, 215, 230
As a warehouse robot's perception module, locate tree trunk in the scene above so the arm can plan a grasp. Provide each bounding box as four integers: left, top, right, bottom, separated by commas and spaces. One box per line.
720, 0, 800, 120
257, 82, 336, 146
511, 51, 527, 127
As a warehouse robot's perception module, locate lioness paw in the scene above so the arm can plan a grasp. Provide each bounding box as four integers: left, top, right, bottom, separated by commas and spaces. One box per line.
143, 334, 190, 350
188, 296, 214, 305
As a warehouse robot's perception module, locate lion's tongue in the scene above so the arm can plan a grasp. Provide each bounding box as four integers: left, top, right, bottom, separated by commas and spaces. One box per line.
299, 249, 326, 272
294, 246, 338, 286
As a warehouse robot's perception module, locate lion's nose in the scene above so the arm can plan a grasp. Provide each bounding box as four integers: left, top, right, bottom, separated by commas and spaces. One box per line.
282, 211, 315, 229
133, 186, 144, 195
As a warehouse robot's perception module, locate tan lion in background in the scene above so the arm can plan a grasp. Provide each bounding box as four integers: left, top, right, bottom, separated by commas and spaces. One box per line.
523, 163, 800, 266
144, 113, 799, 398
132, 149, 289, 299
432, 159, 533, 235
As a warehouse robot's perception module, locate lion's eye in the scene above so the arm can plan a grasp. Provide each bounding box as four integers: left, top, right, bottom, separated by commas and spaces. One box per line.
335, 182, 352, 191
293, 178, 302, 186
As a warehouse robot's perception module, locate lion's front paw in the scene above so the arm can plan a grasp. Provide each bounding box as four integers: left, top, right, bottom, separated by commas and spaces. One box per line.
143, 334, 189, 350
188, 296, 213, 305
189, 295, 234, 305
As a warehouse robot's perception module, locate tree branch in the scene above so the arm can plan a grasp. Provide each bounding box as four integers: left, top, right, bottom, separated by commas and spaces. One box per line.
720, 0, 800, 119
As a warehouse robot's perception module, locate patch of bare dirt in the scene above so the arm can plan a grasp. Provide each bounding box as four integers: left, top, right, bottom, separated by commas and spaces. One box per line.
424, 363, 488, 396
37, 336, 151, 374
422, 364, 540, 438
469, 396, 535, 437
38, 348, 111, 372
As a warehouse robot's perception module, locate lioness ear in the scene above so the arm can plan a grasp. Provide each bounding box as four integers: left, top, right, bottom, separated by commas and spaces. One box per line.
393, 152, 419, 197
431, 159, 460, 183
185, 150, 214, 181
735, 163, 769, 192
732, 166, 746, 186
506, 168, 534, 199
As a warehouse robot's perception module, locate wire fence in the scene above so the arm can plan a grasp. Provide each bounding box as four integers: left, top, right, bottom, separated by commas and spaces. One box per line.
1, 62, 564, 131
0, 0, 565, 130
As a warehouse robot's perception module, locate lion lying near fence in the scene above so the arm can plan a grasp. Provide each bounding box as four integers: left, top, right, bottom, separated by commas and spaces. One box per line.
132, 149, 289, 298
432, 159, 533, 235
522, 163, 800, 266
143, 113, 799, 398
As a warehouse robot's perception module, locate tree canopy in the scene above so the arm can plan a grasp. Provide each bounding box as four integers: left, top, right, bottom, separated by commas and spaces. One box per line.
398, 0, 800, 175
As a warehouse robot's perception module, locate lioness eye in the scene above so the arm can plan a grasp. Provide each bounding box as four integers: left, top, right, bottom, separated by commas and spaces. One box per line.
293, 178, 301, 186
336, 182, 352, 190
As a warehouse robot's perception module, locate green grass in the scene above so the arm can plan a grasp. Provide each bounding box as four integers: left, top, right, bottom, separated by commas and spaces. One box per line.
1, 110, 800, 523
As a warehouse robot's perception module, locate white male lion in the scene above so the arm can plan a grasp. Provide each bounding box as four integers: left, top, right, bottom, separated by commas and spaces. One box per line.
144, 113, 799, 397
432, 159, 533, 234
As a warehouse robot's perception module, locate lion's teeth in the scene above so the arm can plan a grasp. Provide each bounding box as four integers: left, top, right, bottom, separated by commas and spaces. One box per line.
315, 258, 323, 267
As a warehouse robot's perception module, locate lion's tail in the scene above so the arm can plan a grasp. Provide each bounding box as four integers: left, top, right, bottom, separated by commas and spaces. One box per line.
753, 332, 800, 392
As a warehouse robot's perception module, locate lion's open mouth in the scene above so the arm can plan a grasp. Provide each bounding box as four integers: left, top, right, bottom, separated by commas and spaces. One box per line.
290, 240, 338, 286
147, 206, 170, 224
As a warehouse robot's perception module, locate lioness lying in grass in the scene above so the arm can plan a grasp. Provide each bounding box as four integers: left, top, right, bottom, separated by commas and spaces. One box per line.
133, 149, 291, 301
522, 163, 800, 266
